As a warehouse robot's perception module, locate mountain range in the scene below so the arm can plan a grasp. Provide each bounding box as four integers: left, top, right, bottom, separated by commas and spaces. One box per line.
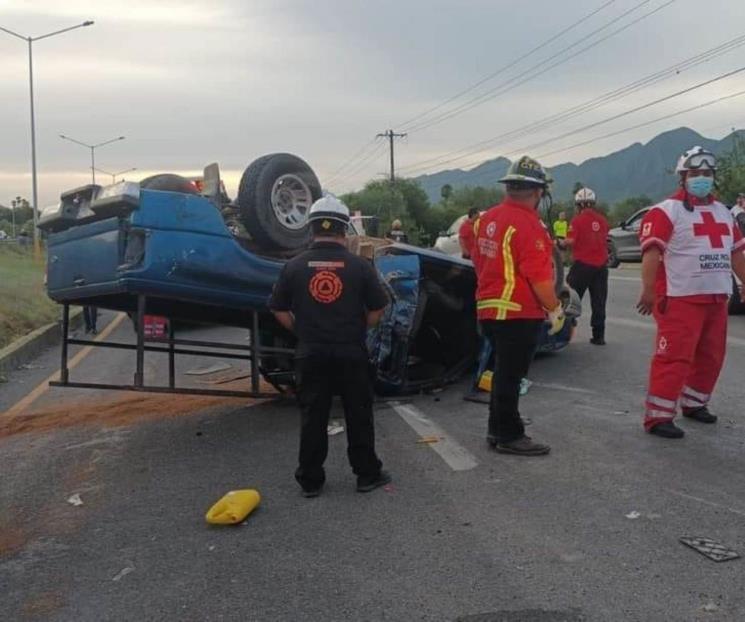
412, 127, 745, 205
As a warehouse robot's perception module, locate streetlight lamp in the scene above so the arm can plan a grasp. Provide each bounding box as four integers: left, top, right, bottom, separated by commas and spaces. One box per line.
59, 135, 126, 184
1, 20, 94, 253
93, 167, 137, 184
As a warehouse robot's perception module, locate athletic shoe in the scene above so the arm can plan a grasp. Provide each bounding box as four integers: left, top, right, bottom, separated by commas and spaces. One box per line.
682, 406, 717, 424
648, 422, 685, 438
590, 337, 606, 345
356, 470, 392, 493
301, 486, 323, 498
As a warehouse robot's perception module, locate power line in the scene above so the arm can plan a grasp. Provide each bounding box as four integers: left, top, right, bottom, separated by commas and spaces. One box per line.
324, 137, 381, 186
398, 32, 745, 175
402, 0, 670, 134
459, 86, 745, 188
328, 141, 387, 189
395, 0, 617, 131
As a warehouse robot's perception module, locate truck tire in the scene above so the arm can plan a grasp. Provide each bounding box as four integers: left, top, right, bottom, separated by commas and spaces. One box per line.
237, 153, 322, 251
139, 174, 198, 195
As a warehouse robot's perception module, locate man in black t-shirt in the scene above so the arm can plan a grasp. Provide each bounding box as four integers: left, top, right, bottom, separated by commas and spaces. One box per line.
269, 196, 390, 497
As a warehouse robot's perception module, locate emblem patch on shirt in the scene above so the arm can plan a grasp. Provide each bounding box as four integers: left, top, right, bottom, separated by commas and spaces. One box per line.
486, 222, 497, 238
658, 336, 668, 353
309, 270, 343, 304
642, 222, 652, 237
535, 239, 545, 251
592, 221, 600, 232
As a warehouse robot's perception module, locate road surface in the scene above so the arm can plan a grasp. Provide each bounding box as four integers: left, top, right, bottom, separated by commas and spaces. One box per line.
2, 271, 745, 621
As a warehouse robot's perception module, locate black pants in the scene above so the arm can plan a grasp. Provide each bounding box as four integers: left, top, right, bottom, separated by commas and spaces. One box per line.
567, 261, 608, 339
294, 349, 382, 490
481, 319, 542, 443
83, 306, 98, 332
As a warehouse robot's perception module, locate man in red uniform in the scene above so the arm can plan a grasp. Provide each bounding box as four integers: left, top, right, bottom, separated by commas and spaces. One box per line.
458, 208, 479, 259
562, 187, 610, 345
638, 146, 745, 438
473, 156, 565, 456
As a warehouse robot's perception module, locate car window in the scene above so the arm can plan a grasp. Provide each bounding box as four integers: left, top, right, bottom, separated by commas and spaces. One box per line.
626, 208, 649, 231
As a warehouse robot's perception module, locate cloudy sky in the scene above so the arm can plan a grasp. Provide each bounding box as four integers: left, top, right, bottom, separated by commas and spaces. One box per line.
2, 0, 745, 207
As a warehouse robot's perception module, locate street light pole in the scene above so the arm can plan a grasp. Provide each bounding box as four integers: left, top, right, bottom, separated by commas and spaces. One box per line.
93, 167, 137, 184
0, 20, 94, 256
59, 135, 126, 185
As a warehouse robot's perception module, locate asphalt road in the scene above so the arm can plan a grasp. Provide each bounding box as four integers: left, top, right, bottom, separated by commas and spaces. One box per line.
2, 272, 745, 621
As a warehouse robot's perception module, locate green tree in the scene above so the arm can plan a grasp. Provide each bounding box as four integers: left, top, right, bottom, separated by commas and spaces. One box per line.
716, 133, 745, 205
440, 184, 453, 201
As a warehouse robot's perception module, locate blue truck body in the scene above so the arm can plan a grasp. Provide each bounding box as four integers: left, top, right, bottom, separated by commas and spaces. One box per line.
43, 183, 577, 394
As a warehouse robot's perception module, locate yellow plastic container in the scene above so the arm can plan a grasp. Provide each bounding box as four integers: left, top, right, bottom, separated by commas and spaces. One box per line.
205, 489, 261, 525
478, 370, 493, 393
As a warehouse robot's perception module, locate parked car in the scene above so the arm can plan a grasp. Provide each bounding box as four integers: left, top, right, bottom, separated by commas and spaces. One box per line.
607, 207, 649, 268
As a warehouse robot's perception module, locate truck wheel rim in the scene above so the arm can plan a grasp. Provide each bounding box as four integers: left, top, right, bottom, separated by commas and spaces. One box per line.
271, 174, 312, 231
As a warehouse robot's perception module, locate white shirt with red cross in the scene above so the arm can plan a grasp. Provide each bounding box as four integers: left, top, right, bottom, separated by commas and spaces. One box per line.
639, 189, 745, 298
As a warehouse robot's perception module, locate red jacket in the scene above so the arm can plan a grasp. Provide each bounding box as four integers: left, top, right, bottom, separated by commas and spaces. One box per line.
458, 217, 476, 257
474, 198, 554, 321
568, 208, 609, 267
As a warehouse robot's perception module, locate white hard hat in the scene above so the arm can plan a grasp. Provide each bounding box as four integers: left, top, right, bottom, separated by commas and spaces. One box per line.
574, 187, 596, 204
308, 194, 350, 225
676, 146, 717, 173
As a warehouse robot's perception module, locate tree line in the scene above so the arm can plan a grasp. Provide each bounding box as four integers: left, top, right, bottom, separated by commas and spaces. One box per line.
0, 197, 34, 238
340, 140, 745, 244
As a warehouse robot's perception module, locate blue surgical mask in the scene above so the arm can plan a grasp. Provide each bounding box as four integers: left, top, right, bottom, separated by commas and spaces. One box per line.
686, 176, 714, 198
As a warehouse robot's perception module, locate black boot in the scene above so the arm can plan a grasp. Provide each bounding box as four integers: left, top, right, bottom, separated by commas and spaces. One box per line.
648, 421, 685, 438
682, 406, 717, 424
590, 328, 606, 345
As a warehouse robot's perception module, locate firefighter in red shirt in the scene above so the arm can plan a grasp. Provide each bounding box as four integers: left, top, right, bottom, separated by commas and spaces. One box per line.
458, 207, 479, 259
473, 156, 565, 456
563, 187, 610, 345
638, 146, 745, 438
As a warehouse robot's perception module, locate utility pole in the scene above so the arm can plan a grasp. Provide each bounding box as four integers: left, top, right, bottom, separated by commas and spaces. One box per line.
376, 129, 407, 182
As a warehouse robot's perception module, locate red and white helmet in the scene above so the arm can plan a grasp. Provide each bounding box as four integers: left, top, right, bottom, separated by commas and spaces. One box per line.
676, 146, 717, 173
574, 187, 596, 204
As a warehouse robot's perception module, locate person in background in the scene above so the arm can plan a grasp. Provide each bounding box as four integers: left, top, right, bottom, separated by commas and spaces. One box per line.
458, 208, 479, 259
553, 211, 568, 242
731, 192, 745, 235
269, 195, 390, 496
385, 219, 408, 244
637, 146, 745, 439
562, 187, 610, 345
83, 306, 98, 335
473, 156, 565, 456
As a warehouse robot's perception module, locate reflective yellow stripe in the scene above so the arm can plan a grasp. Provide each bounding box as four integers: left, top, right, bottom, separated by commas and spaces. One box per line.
476, 299, 522, 311
497, 226, 517, 319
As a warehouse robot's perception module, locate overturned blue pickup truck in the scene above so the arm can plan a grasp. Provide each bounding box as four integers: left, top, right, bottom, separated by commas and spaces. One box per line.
41, 155, 579, 397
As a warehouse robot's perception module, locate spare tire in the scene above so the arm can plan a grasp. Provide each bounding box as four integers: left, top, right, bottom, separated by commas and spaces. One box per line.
237, 153, 322, 251
140, 174, 199, 194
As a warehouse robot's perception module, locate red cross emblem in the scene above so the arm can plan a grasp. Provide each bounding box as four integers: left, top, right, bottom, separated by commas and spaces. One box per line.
693, 212, 730, 249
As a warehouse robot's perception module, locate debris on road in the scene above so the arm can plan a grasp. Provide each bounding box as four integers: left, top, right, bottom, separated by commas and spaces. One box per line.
112, 566, 135, 582
679, 536, 740, 562
327, 422, 345, 436
625, 511, 641, 519
701, 602, 720, 613
66, 493, 83, 507
196, 370, 253, 385
206, 489, 261, 525
184, 362, 232, 376
416, 435, 442, 444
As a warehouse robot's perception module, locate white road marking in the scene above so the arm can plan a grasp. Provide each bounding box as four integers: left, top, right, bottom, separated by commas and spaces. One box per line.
391, 402, 478, 472
606, 317, 745, 348
609, 275, 640, 282
531, 382, 597, 395
667, 489, 745, 518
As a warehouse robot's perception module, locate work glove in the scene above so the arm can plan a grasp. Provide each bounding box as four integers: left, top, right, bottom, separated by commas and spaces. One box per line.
546, 303, 566, 336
